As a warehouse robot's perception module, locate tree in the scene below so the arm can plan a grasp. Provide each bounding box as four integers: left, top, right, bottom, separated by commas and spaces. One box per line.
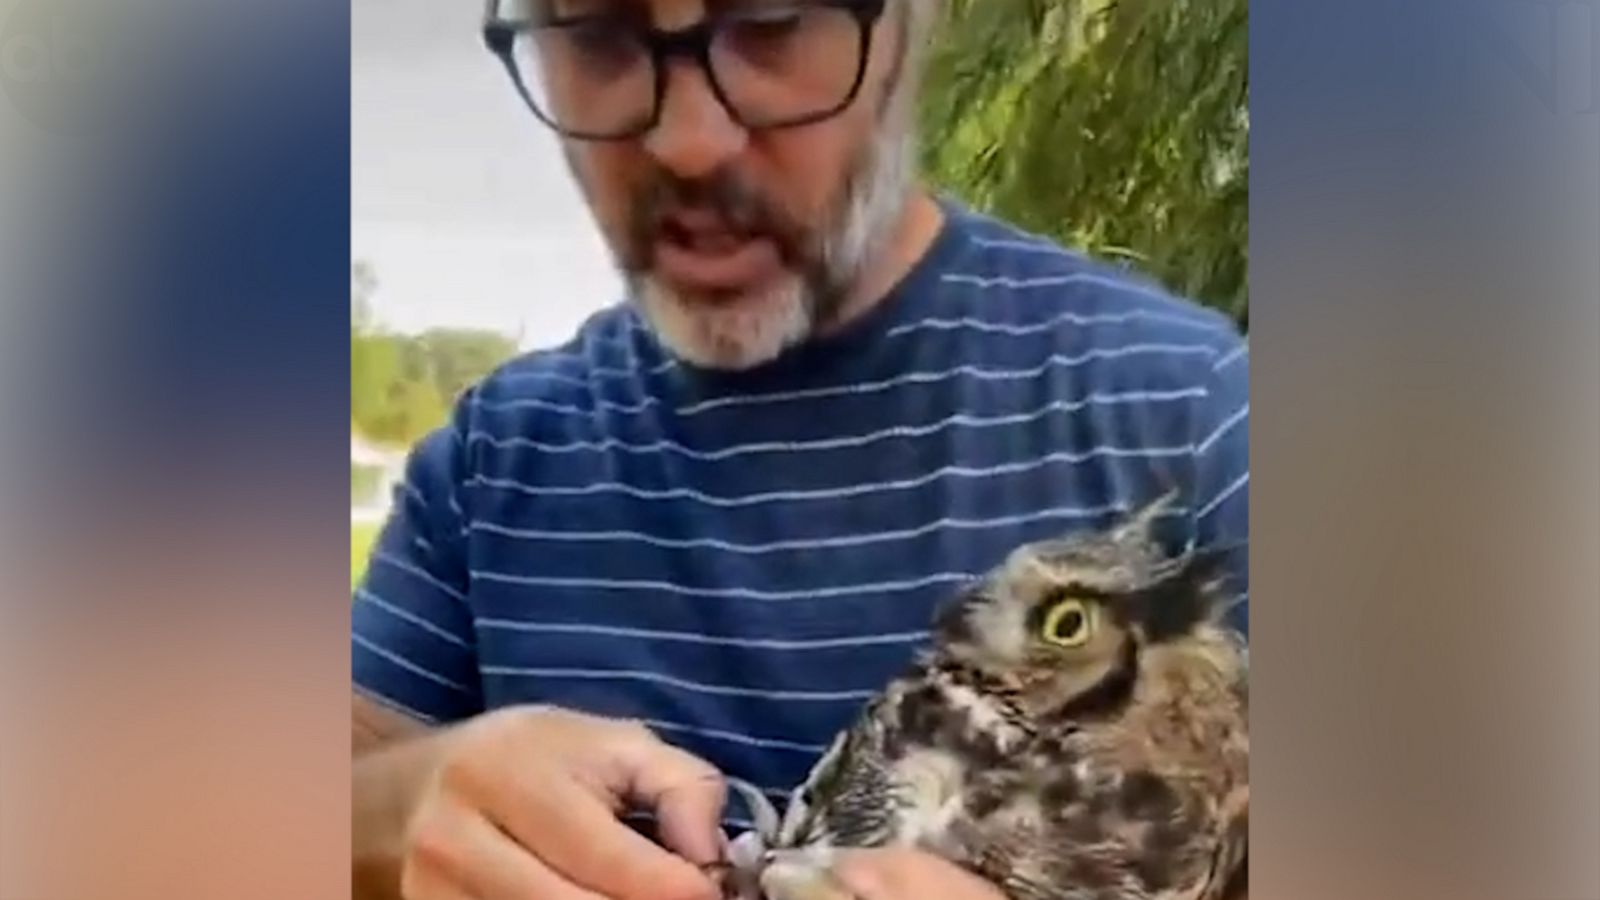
919, 0, 1249, 326
415, 328, 521, 408
351, 260, 401, 436
349, 261, 522, 449
352, 260, 379, 332
365, 339, 451, 448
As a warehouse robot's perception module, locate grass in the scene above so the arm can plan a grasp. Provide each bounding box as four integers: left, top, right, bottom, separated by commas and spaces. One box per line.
352, 520, 381, 588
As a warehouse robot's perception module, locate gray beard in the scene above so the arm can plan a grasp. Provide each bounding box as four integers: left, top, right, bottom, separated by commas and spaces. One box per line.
816, 117, 918, 328
629, 126, 917, 372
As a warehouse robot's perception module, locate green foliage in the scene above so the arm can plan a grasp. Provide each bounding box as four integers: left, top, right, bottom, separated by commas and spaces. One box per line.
351, 332, 400, 431
918, 0, 1249, 326
351, 261, 398, 433
351, 262, 520, 449
414, 328, 522, 407
352, 521, 381, 588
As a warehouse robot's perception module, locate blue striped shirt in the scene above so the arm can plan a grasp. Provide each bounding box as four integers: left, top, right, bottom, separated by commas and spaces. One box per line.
351, 201, 1249, 830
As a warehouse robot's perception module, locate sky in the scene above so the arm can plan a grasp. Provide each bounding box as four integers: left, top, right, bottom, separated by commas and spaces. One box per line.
352, 0, 624, 348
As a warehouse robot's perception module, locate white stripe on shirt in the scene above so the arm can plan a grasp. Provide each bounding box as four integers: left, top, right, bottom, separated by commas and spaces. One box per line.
480, 666, 878, 702
475, 619, 931, 650
468, 503, 1184, 554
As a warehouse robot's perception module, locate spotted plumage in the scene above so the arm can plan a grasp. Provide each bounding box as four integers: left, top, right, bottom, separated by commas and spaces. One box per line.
720, 495, 1249, 900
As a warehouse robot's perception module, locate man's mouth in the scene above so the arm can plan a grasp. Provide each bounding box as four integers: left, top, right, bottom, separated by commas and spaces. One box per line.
652, 214, 783, 295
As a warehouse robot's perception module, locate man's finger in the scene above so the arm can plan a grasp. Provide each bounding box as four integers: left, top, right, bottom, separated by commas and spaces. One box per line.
624, 739, 729, 867
488, 762, 718, 900
832, 849, 1003, 900
398, 866, 476, 900
417, 804, 610, 900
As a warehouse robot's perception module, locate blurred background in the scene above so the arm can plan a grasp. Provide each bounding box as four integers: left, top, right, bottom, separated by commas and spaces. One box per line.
348, 0, 1250, 582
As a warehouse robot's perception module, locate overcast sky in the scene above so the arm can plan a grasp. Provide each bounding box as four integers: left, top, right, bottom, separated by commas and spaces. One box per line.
352, 0, 623, 348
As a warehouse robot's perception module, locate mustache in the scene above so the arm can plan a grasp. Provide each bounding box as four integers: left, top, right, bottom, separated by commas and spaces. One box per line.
624, 168, 808, 269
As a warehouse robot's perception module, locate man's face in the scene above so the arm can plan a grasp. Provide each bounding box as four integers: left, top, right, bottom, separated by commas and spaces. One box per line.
547, 0, 918, 370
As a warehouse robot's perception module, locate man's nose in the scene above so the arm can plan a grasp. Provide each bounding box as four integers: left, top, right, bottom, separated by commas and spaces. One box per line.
643, 60, 748, 180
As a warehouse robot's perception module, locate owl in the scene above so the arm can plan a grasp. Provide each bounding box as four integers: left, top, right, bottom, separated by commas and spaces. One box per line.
714, 494, 1249, 900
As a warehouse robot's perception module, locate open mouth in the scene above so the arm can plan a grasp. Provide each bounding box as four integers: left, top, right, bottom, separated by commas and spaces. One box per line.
652, 215, 783, 294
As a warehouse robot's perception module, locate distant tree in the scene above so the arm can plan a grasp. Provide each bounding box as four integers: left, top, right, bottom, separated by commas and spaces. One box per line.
349, 260, 522, 448
351, 260, 401, 437
364, 338, 452, 448
415, 328, 521, 408
919, 0, 1248, 325
352, 260, 379, 331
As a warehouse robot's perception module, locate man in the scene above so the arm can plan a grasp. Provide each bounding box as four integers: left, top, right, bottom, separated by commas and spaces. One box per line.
352, 1, 1249, 898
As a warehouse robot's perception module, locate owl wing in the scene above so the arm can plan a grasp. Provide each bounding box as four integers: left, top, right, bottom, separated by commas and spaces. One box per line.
1200, 793, 1248, 900
1060, 772, 1203, 899
941, 752, 1241, 900
776, 698, 903, 849
1209, 822, 1247, 900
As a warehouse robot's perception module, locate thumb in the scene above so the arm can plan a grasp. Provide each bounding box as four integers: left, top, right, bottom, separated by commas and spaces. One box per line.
833, 848, 1003, 900
654, 770, 729, 867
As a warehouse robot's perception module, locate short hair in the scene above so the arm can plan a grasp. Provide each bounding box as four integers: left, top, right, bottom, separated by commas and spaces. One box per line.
884, 0, 942, 125
902, 0, 942, 83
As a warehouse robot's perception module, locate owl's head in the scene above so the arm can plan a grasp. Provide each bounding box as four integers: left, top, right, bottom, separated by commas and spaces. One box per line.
930, 493, 1236, 716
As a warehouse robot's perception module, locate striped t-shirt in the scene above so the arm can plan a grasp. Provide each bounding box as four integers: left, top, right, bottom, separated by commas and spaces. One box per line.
351, 200, 1249, 831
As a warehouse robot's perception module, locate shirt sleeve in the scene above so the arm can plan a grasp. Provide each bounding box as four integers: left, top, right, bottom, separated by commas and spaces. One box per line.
1191, 335, 1250, 637
351, 412, 484, 725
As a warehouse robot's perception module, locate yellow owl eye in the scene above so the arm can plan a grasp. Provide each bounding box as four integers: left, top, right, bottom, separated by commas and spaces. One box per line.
1041, 598, 1096, 647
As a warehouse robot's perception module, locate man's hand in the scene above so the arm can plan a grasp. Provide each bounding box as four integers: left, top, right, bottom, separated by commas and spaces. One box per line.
354, 703, 727, 900
827, 849, 1245, 900
830, 848, 1005, 900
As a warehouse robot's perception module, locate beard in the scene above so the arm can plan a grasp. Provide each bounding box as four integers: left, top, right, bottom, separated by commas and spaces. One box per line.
612, 125, 916, 371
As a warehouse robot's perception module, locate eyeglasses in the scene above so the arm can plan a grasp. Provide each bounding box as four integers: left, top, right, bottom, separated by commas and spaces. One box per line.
482, 0, 888, 141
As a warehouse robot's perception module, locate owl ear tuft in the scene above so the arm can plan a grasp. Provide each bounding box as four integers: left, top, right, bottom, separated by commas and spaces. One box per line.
1111, 489, 1181, 545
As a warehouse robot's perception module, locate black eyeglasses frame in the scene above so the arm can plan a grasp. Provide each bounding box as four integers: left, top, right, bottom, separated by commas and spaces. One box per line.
481, 0, 890, 142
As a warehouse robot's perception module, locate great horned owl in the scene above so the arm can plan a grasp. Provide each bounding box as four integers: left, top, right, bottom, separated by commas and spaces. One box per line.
717, 495, 1249, 900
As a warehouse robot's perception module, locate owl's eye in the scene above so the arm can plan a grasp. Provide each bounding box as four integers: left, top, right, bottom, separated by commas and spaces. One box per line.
1041, 597, 1096, 647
